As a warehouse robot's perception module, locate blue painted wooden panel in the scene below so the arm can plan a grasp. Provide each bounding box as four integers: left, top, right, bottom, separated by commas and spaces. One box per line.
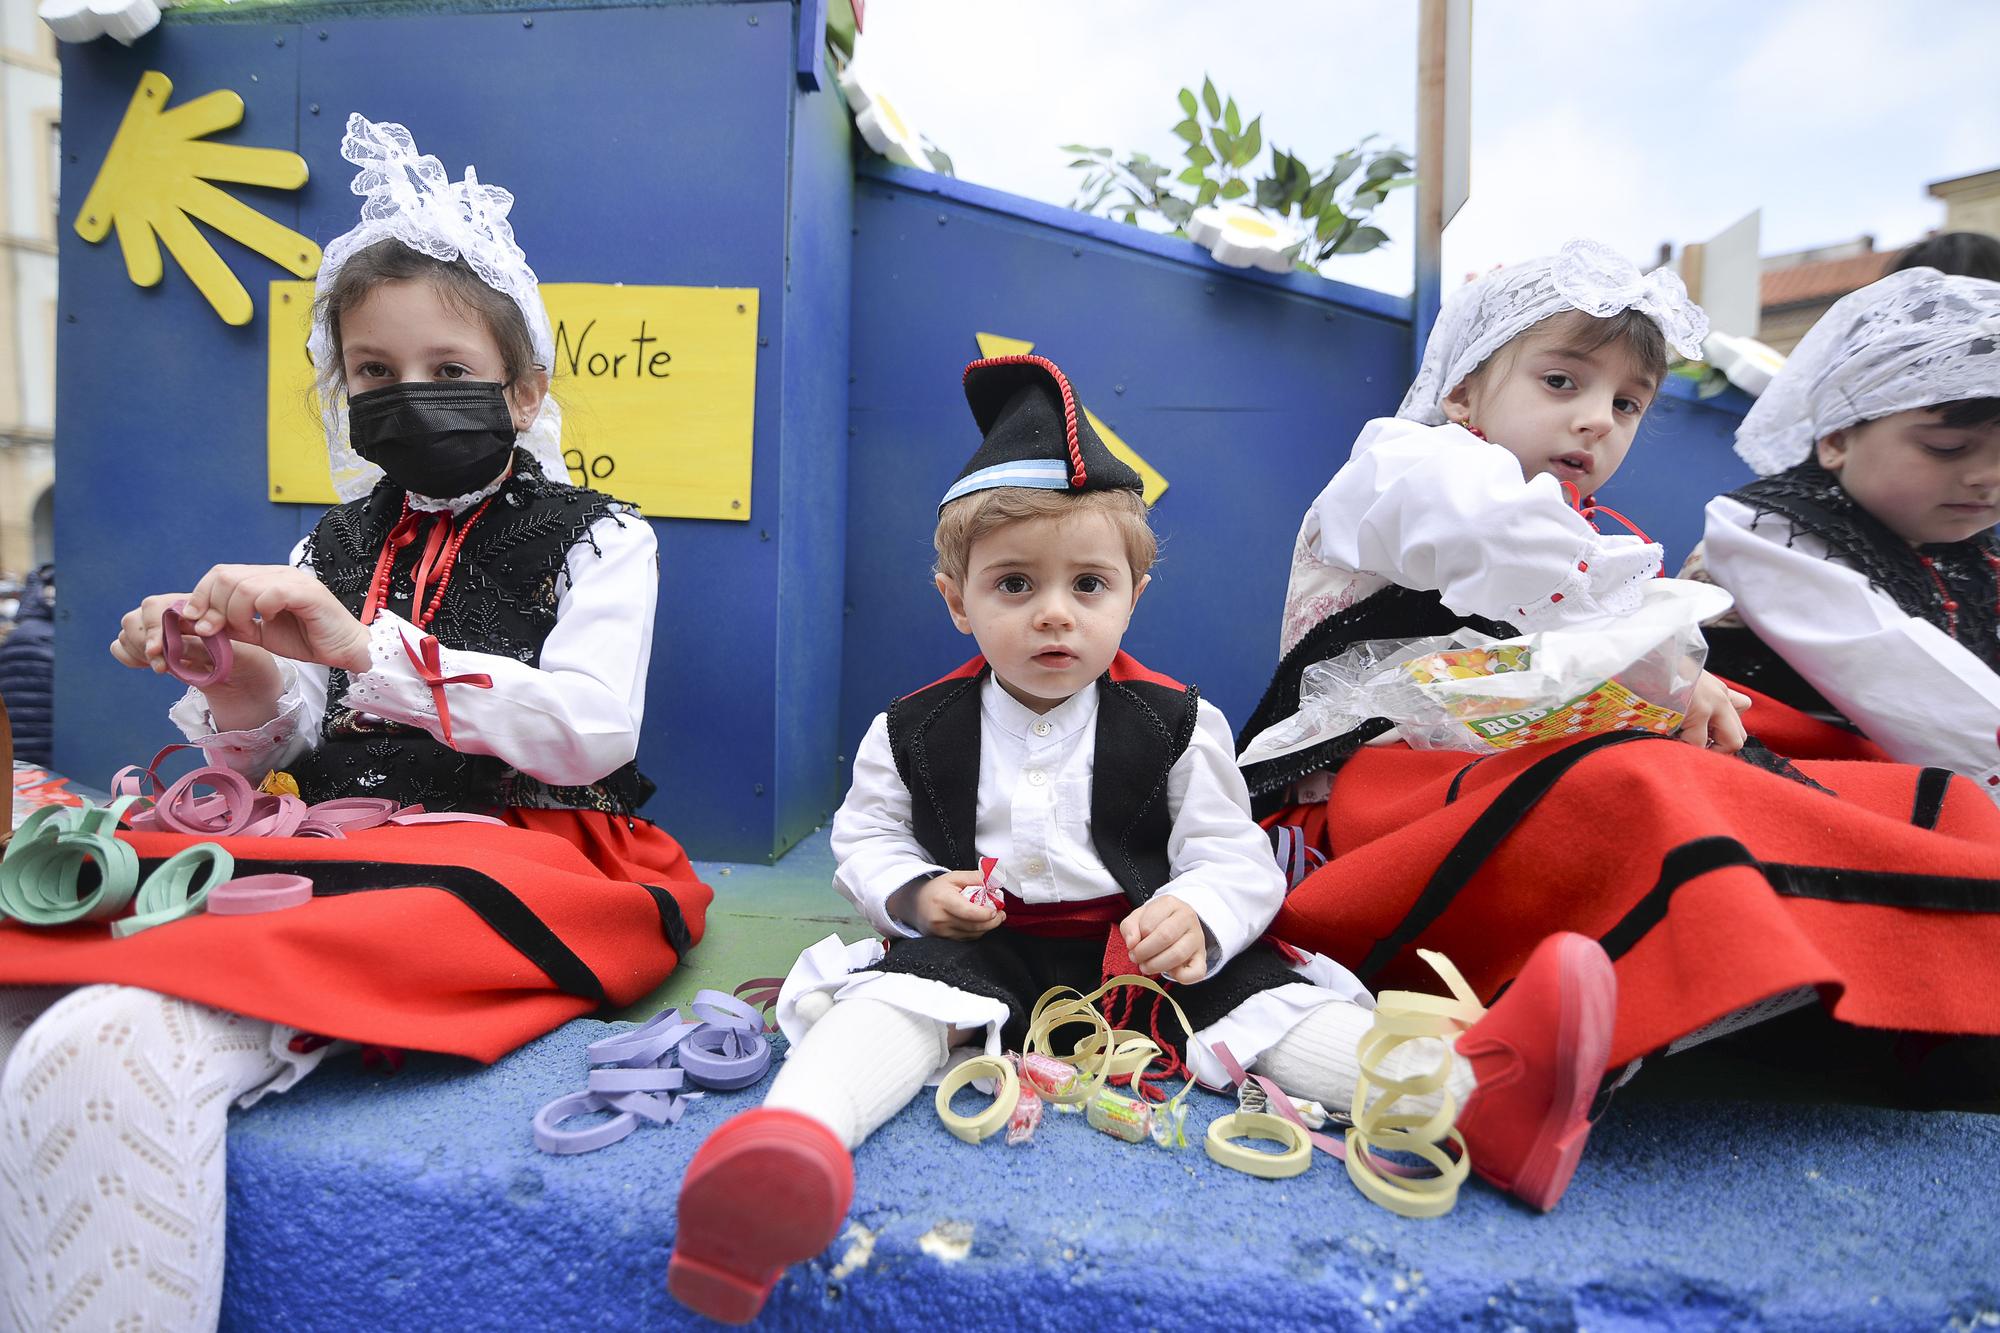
1601, 379, 1758, 574
54, 2, 841, 862
768, 51, 853, 848
54, 23, 311, 793
839, 167, 1415, 754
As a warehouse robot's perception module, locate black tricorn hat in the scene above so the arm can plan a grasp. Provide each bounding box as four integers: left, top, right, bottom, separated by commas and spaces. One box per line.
940, 355, 1142, 510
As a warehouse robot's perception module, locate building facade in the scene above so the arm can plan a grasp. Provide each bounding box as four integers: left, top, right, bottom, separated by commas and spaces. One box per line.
0, 0, 57, 582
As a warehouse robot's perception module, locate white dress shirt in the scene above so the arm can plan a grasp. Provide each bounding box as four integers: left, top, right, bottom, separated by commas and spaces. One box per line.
170, 513, 656, 790
1278, 417, 1664, 656
830, 674, 1287, 970
1703, 494, 2000, 795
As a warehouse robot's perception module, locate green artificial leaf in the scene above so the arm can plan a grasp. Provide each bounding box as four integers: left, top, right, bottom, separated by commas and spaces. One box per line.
1069, 159, 1097, 169
1179, 88, 1198, 118
1335, 224, 1389, 254
1325, 153, 1362, 191
1255, 177, 1285, 209
1220, 179, 1249, 199
1225, 98, 1242, 136
1351, 189, 1384, 210
1118, 207, 1139, 225
1174, 117, 1203, 144
1202, 76, 1221, 119
1304, 176, 1337, 217
1316, 208, 1344, 242
1196, 178, 1219, 206
1159, 195, 1194, 226
924, 143, 956, 177
1177, 164, 1208, 186
1241, 116, 1263, 165
1185, 143, 1215, 169
1363, 154, 1404, 185
1210, 127, 1236, 164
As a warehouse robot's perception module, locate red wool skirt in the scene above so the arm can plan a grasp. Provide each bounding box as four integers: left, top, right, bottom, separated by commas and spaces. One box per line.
0, 814, 711, 1062
1267, 689, 2000, 1068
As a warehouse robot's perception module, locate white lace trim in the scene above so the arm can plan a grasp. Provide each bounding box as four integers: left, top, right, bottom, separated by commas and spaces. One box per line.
1734, 267, 2000, 475
167, 659, 315, 776
1400, 238, 1709, 426
1505, 535, 1661, 631
342, 614, 442, 727
406, 468, 511, 514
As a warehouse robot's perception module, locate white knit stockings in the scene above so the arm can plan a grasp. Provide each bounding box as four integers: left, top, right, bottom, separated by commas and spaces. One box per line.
0, 985, 292, 1333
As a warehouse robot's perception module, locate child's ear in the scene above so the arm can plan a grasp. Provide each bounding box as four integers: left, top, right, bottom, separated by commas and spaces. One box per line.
934, 573, 973, 635
1441, 381, 1474, 425
506, 368, 550, 433
1129, 572, 1151, 610
1815, 430, 1849, 474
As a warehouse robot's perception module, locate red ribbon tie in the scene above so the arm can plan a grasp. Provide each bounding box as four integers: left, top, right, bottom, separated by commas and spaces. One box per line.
400, 632, 492, 746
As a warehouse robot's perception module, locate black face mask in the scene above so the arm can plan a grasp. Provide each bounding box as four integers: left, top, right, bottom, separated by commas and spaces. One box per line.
349, 381, 518, 499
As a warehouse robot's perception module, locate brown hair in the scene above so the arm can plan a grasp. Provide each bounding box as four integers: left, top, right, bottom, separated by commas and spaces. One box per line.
934, 486, 1157, 587
1466, 307, 1671, 396
313, 239, 539, 402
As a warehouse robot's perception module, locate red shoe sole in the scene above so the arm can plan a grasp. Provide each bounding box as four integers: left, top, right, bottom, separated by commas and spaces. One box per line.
1510, 936, 1616, 1211
667, 1110, 854, 1325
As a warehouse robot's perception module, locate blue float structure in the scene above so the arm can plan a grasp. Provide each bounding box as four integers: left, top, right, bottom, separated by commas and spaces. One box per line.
46, 4, 1983, 1330
50, 0, 1754, 864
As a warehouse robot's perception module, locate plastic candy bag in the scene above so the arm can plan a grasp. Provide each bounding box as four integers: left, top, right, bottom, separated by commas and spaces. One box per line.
1240, 579, 1734, 760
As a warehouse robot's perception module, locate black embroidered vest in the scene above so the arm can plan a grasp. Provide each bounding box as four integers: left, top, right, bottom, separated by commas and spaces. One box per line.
287, 449, 655, 814
884, 654, 1200, 907
1712, 460, 2000, 696
1235, 584, 1515, 810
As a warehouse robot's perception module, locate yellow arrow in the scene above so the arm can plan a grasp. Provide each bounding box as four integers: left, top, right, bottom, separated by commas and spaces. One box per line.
973, 332, 1169, 505
75, 71, 321, 327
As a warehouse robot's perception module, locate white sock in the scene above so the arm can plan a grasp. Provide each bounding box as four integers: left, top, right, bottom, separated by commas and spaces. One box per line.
0, 985, 300, 1333
1249, 999, 1477, 1120
762, 998, 949, 1151
0, 985, 72, 1071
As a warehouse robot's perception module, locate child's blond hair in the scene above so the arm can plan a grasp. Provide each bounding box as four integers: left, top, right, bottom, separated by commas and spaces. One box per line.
934, 487, 1157, 587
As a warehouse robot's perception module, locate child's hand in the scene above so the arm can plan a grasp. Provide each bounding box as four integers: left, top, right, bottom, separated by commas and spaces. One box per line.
1678, 672, 1751, 754
176, 565, 374, 675
902, 870, 1008, 940
113, 592, 283, 697
1119, 896, 1209, 984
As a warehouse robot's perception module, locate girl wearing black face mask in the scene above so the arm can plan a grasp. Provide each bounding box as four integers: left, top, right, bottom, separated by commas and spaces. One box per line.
60, 117, 712, 1331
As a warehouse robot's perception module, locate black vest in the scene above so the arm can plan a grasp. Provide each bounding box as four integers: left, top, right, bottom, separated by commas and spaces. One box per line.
287, 449, 655, 814
884, 655, 1200, 907
1710, 460, 2000, 699
1235, 583, 1515, 809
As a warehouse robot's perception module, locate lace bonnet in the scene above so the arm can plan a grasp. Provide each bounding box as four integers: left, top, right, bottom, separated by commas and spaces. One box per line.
1397, 238, 1709, 425
1732, 267, 2000, 476
310, 114, 567, 501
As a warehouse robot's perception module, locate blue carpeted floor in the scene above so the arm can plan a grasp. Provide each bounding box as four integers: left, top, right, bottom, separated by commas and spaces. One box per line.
217, 831, 2000, 1331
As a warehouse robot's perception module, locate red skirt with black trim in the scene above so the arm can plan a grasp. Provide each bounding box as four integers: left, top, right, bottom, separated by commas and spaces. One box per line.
1267, 694, 2000, 1068
0, 818, 711, 1062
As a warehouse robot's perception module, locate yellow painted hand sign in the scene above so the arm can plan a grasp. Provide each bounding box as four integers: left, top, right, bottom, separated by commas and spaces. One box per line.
75, 71, 321, 327
974, 332, 1169, 505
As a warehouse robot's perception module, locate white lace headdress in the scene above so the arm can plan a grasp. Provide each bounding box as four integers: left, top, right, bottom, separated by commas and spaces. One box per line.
309, 113, 568, 501
1732, 267, 2000, 476
1397, 238, 1710, 425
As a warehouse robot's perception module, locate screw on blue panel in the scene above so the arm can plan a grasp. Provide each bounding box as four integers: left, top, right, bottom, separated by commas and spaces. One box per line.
754, 784, 765, 796
748, 13, 758, 23
523, 16, 533, 26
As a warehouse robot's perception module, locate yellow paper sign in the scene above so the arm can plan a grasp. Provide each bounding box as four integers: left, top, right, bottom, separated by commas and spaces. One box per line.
267, 282, 761, 519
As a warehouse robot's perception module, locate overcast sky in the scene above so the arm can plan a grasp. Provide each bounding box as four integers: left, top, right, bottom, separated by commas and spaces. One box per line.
853, 0, 2000, 295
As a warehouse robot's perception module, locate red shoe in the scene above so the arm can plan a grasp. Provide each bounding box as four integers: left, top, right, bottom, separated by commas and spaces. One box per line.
667, 1109, 855, 1324
1453, 932, 1615, 1211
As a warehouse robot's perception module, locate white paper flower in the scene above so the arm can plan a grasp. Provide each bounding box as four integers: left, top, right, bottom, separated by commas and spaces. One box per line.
1701, 330, 1786, 398
39, 0, 161, 45
1187, 204, 1300, 274
835, 59, 931, 172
